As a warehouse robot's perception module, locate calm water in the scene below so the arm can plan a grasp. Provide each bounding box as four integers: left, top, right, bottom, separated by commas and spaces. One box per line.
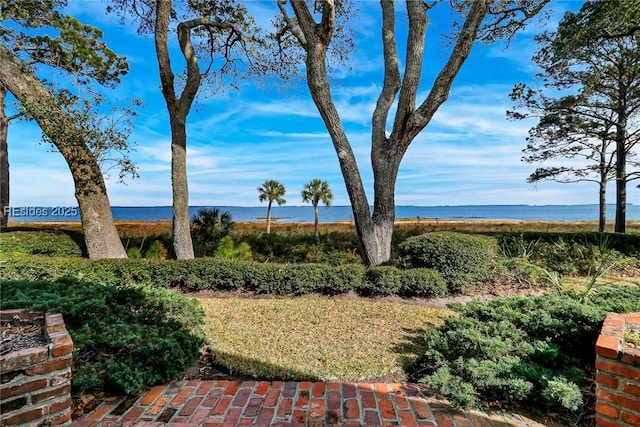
8, 204, 640, 223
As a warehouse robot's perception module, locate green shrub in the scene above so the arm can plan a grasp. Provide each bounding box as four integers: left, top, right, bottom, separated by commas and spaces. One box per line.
145, 240, 168, 260
0, 254, 366, 296
0, 277, 205, 395
127, 247, 143, 259
399, 268, 447, 298
0, 230, 85, 257
215, 236, 252, 260
191, 208, 235, 256
495, 258, 555, 287
411, 286, 640, 411
364, 266, 403, 295
399, 232, 498, 291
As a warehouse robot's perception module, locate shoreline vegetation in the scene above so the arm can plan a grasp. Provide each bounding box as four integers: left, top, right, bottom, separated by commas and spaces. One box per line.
7, 219, 640, 236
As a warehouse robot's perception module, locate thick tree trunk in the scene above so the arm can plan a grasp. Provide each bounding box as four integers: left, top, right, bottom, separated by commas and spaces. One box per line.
615, 114, 627, 233
0, 84, 8, 228
266, 201, 272, 233
170, 117, 194, 259
0, 45, 125, 258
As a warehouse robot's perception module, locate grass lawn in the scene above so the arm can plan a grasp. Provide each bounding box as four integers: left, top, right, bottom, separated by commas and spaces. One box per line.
198, 297, 453, 382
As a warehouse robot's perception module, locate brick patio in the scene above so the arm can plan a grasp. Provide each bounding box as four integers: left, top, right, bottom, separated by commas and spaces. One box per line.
72, 380, 566, 426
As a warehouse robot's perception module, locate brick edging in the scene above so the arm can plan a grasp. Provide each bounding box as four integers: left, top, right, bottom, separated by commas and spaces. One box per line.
595, 312, 640, 427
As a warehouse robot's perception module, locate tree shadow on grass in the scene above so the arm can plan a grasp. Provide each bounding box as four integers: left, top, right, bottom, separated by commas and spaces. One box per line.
389, 326, 431, 381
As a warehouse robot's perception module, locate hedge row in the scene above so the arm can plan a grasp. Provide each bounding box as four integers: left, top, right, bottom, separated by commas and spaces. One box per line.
0, 255, 448, 297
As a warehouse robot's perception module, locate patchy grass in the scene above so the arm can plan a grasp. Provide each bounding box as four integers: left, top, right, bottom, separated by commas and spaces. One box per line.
199, 297, 453, 381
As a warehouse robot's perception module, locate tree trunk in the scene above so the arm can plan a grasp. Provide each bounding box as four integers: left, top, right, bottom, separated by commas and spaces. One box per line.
0, 84, 8, 228
598, 179, 607, 233
0, 45, 126, 258
170, 117, 194, 259
615, 113, 627, 233
266, 200, 272, 233
313, 203, 319, 241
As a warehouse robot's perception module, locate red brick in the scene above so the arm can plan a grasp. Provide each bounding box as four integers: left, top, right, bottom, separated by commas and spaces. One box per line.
357, 382, 374, 391
597, 359, 640, 380
312, 382, 325, 397
196, 380, 215, 395
0, 346, 48, 372
244, 396, 263, 417
292, 410, 307, 424
225, 407, 242, 424
270, 381, 284, 389
596, 372, 619, 389
327, 383, 340, 391
255, 381, 270, 395
0, 378, 48, 400
282, 381, 298, 397
223, 381, 241, 396
84, 404, 114, 421
295, 390, 309, 408
50, 334, 73, 357
240, 380, 256, 388
342, 382, 357, 398
139, 386, 165, 405
621, 380, 640, 396
122, 406, 145, 422
326, 409, 341, 425
595, 402, 619, 419
170, 388, 194, 406
50, 370, 72, 386
374, 383, 389, 398
379, 399, 396, 419
212, 396, 232, 415
343, 398, 360, 419
45, 313, 65, 332
32, 384, 71, 404
277, 397, 293, 417
50, 395, 72, 414
145, 396, 171, 416
621, 352, 640, 365
51, 409, 71, 425
201, 389, 223, 408
602, 314, 625, 334
263, 389, 281, 407
393, 393, 410, 409
0, 406, 48, 426
299, 381, 312, 390
597, 335, 621, 358
361, 390, 377, 409
25, 357, 72, 376
409, 399, 433, 420
433, 410, 455, 427
309, 398, 325, 418
327, 390, 341, 411
398, 410, 419, 427
179, 396, 203, 416
256, 407, 275, 425
364, 410, 381, 425
627, 313, 640, 324
596, 388, 640, 411
230, 388, 252, 407
595, 415, 623, 427
622, 410, 640, 426
191, 408, 211, 424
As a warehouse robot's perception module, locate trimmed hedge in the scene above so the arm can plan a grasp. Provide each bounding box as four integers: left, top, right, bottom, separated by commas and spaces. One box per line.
411, 286, 640, 411
1, 277, 204, 395
0, 230, 86, 257
399, 232, 498, 291
363, 266, 447, 297
0, 254, 449, 298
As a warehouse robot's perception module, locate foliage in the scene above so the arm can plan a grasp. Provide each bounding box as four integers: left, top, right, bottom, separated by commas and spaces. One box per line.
126, 247, 142, 259
0, 230, 85, 257
411, 286, 640, 410
0, 277, 204, 395
399, 232, 498, 292
214, 235, 251, 260
144, 240, 168, 260
363, 266, 447, 297
190, 208, 235, 251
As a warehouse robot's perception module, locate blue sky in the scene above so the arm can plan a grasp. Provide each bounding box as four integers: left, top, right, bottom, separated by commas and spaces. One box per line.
7, 0, 600, 208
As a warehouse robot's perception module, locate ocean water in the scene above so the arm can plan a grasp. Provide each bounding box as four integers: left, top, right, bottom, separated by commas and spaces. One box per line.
7, 204, 640, 223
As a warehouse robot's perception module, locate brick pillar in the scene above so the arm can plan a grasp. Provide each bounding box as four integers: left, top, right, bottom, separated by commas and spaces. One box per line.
0, 310, 74, 426
595, 312, 640, 427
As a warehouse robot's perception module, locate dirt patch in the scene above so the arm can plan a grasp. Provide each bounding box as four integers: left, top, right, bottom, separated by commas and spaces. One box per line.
0, 314, 46, 355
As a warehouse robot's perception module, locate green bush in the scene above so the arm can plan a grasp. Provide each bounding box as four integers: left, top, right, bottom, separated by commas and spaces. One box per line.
399, 268, 447, 298
145, 240, 168, 260
411, 286, 640, 411
399, 232, 498, 291
364, 267, 403, 295
0, 230, 85, 257
0, 277, 205, 395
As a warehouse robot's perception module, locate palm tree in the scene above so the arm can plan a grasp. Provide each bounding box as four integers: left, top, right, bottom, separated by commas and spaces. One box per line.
257, 180, 286, 233
301, 179, 333, 241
